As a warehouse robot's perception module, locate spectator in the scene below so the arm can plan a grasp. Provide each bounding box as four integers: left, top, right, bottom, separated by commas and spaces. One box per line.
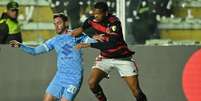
0, 1, 22, 44
126, 0, 159, 44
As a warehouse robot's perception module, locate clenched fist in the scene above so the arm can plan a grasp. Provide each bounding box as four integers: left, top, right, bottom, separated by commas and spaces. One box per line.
9, 40, 21, 48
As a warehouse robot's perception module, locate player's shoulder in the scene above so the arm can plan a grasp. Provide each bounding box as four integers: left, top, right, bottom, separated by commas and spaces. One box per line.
84, 16, 95, 22
67, 30, 73, 35
107, 14, 120, 24
81, 16, 94, 25
0, 18, 8, 30
88, 16, 95, 20
47, 34, 61, 43
0, 17, 7, 25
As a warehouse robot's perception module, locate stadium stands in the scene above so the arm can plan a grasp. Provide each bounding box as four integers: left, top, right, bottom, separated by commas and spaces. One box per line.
158, 0, 201, 44
1, 0, 201, 45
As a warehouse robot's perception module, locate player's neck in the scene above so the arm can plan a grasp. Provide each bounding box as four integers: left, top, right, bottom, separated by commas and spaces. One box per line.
61, 28, 68, 35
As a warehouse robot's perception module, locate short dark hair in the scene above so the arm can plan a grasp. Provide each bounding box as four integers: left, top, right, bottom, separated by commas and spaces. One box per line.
53, 13, 68, 21
94, 2, 109, 12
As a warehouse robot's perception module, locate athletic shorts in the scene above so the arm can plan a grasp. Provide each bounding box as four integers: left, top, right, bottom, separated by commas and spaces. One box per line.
46, 72, 82, 101
92, 56, 138, 77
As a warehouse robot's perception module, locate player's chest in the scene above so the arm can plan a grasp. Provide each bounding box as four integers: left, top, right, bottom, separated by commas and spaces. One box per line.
90, 20, 111, 34
54, 37, 76, 52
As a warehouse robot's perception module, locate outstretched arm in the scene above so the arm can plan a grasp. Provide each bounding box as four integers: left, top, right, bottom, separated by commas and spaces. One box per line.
71, 17, 93, 37
9, 40, 51, 56
75, 35, 117, 50
71, 27, 84, 37
76, 17, 124, 50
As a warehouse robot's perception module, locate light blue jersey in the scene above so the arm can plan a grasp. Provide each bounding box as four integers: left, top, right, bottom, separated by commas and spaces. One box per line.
20, 33, 96, 101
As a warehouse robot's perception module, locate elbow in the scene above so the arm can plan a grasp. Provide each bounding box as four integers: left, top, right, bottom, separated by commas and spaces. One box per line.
31, 53, 37, 56
103, 43, 115, 50
29, 50, 39, 56
29, 52, 37, 56
71, 31, 77, 37
72, 27, 83, 36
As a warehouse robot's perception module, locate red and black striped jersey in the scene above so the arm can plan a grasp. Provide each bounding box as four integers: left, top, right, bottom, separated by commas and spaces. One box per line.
82, 14, 134, 58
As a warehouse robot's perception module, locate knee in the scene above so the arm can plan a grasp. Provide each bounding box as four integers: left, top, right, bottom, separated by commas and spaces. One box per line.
131, 87, 145, 98
61, 97, 69, 101
43, 95, 54, 101
88, 78, 98, 90
130, 86, 139, 96
43, 93, 55, 101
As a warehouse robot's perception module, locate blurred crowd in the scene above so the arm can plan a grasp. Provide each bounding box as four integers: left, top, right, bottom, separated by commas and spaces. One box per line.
0, 0, 174, 44
49, 0, 173, 44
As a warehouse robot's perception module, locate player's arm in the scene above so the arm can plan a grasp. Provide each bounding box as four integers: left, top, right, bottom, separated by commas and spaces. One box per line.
9, 40, 51, 56
71, 27, 97, 37
71, 17, 95, 37
71, 27, 84, 37
77, 34, 97, 43
76, 20, 122, 50
76, 35, 117, 50
74, 34, 97, 49
75, 31, 119, 50
90, 18, 123, 50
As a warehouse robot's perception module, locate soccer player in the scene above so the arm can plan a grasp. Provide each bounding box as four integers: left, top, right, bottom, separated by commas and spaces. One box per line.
73, 2, 147, 101
9, 13, 95, 101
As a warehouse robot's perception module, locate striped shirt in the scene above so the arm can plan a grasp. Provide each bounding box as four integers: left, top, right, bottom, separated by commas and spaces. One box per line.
82, 14, 134, 58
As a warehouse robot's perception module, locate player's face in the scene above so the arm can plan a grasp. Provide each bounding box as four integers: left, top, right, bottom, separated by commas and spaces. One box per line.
93, 9, 106, 22
54, 17, 67, 34
7, 9, 18, 19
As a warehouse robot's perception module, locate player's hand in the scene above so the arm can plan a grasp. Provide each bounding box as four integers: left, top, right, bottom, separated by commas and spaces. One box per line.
9, 40, 21, 48
106, 27, 111, 33
92, 34, 105, 42
75, 43, 90, 49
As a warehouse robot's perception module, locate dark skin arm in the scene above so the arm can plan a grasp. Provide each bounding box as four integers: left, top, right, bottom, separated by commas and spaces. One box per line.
71, 27, 84, 37
75, 30, 122, 50
76, 20, 122, 50
72, 26, 105, 42
75, 34, 118, 50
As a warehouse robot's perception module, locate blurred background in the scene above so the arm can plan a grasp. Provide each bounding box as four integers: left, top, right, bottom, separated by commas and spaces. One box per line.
1, 0, 201, 101
1, 0, 201, 45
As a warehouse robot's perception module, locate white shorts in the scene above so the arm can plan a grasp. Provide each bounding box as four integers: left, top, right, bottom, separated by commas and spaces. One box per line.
92, 56, 138, 77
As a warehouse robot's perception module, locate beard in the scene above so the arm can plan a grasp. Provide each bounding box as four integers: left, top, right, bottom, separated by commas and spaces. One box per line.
57, 27, 67, 34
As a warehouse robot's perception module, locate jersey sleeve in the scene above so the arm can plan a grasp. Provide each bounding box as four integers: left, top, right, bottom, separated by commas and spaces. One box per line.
90, 17, 123, 50
83, 27, 97, 38
108, 17, 122, 36
43, 37, 56, 51
81, 17, 92, 30
81, 17, 98, 37
90, 36, 116, 51
76, 34, 97, 44
83, 36, 97, 43
20, 37, 56, 55
20, 44, 51, 56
